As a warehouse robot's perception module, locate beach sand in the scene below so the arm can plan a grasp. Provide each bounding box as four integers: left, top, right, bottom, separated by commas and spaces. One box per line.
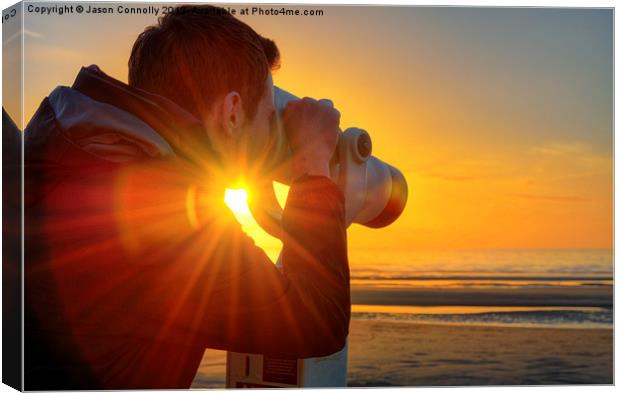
191, 319, 613, 388
346, 320, 612, 386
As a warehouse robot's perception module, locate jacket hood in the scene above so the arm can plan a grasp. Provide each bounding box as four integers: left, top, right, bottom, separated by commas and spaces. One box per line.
48, 65, 219, 165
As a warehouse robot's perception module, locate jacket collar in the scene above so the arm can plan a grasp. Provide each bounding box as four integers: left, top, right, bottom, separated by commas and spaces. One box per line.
71, 65, 221, 167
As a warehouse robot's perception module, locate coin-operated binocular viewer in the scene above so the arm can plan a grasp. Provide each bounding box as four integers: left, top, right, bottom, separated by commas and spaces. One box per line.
225, 87, 408, 388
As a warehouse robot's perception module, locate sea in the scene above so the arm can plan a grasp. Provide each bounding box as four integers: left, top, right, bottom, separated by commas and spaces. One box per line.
349, 248, 613, 329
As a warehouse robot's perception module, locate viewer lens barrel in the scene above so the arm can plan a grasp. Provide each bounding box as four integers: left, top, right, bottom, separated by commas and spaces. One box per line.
252, 86, 408, 233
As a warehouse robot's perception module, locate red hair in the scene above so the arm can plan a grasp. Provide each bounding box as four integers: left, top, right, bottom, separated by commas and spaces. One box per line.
128, 5, 280, 120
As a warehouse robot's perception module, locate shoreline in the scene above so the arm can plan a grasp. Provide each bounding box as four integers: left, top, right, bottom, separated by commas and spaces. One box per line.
351, 286, 613, 307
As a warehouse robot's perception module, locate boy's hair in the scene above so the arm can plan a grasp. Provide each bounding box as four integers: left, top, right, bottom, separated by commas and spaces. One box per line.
128, 5, 280, 120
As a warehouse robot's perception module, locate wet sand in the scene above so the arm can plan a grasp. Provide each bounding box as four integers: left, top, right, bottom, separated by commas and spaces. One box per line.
191, 319, 613, 388
346, 320, 612, 386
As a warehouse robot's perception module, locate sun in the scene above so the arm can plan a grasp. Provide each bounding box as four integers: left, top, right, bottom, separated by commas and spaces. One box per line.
222, 183, 291, 263
224, 188, 252, 218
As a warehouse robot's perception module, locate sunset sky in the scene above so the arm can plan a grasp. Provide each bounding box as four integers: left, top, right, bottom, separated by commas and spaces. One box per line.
3, 4, 613, 265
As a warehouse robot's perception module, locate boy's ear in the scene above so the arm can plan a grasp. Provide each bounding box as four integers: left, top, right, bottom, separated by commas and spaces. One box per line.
219, 91, 245, 138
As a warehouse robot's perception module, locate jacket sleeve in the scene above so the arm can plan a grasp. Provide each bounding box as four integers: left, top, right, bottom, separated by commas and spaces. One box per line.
32, 159, 350, 360
189, 175, 351, 358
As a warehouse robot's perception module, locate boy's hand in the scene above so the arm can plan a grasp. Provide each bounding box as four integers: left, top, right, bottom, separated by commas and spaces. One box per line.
283, 97, 340, 179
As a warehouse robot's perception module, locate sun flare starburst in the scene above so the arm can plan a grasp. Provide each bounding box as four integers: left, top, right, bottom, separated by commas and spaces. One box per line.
222, 184, 290, 263
224, 188, 252, 218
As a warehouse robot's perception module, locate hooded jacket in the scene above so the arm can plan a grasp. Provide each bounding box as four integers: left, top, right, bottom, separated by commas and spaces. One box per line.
23, 66, 350, 389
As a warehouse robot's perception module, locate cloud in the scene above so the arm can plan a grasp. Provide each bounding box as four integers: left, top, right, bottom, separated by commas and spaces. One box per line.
532, 141, 590, 156
24, 43, 83, 63
509, 193, 589, 203
532, 141, 611, 167
423, 173, 474, 181
530, 140, 612, 182
414, 157, 503, 182
3, 29, 44, 46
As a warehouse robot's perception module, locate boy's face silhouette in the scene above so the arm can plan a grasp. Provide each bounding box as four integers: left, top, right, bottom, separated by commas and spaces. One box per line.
246, 73, 276, 164
221, 73, 276, 177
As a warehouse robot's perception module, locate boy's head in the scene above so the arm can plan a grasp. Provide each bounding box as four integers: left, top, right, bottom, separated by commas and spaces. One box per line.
128, 5, 281, 167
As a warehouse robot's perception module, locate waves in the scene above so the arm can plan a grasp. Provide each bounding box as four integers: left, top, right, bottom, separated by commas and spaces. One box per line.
350, 272, 613, 290
348, 250, 613, 329
351, 306, 613, 329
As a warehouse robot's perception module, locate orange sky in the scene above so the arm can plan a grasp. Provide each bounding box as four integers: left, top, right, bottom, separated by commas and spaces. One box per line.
3, 4, 613, 264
